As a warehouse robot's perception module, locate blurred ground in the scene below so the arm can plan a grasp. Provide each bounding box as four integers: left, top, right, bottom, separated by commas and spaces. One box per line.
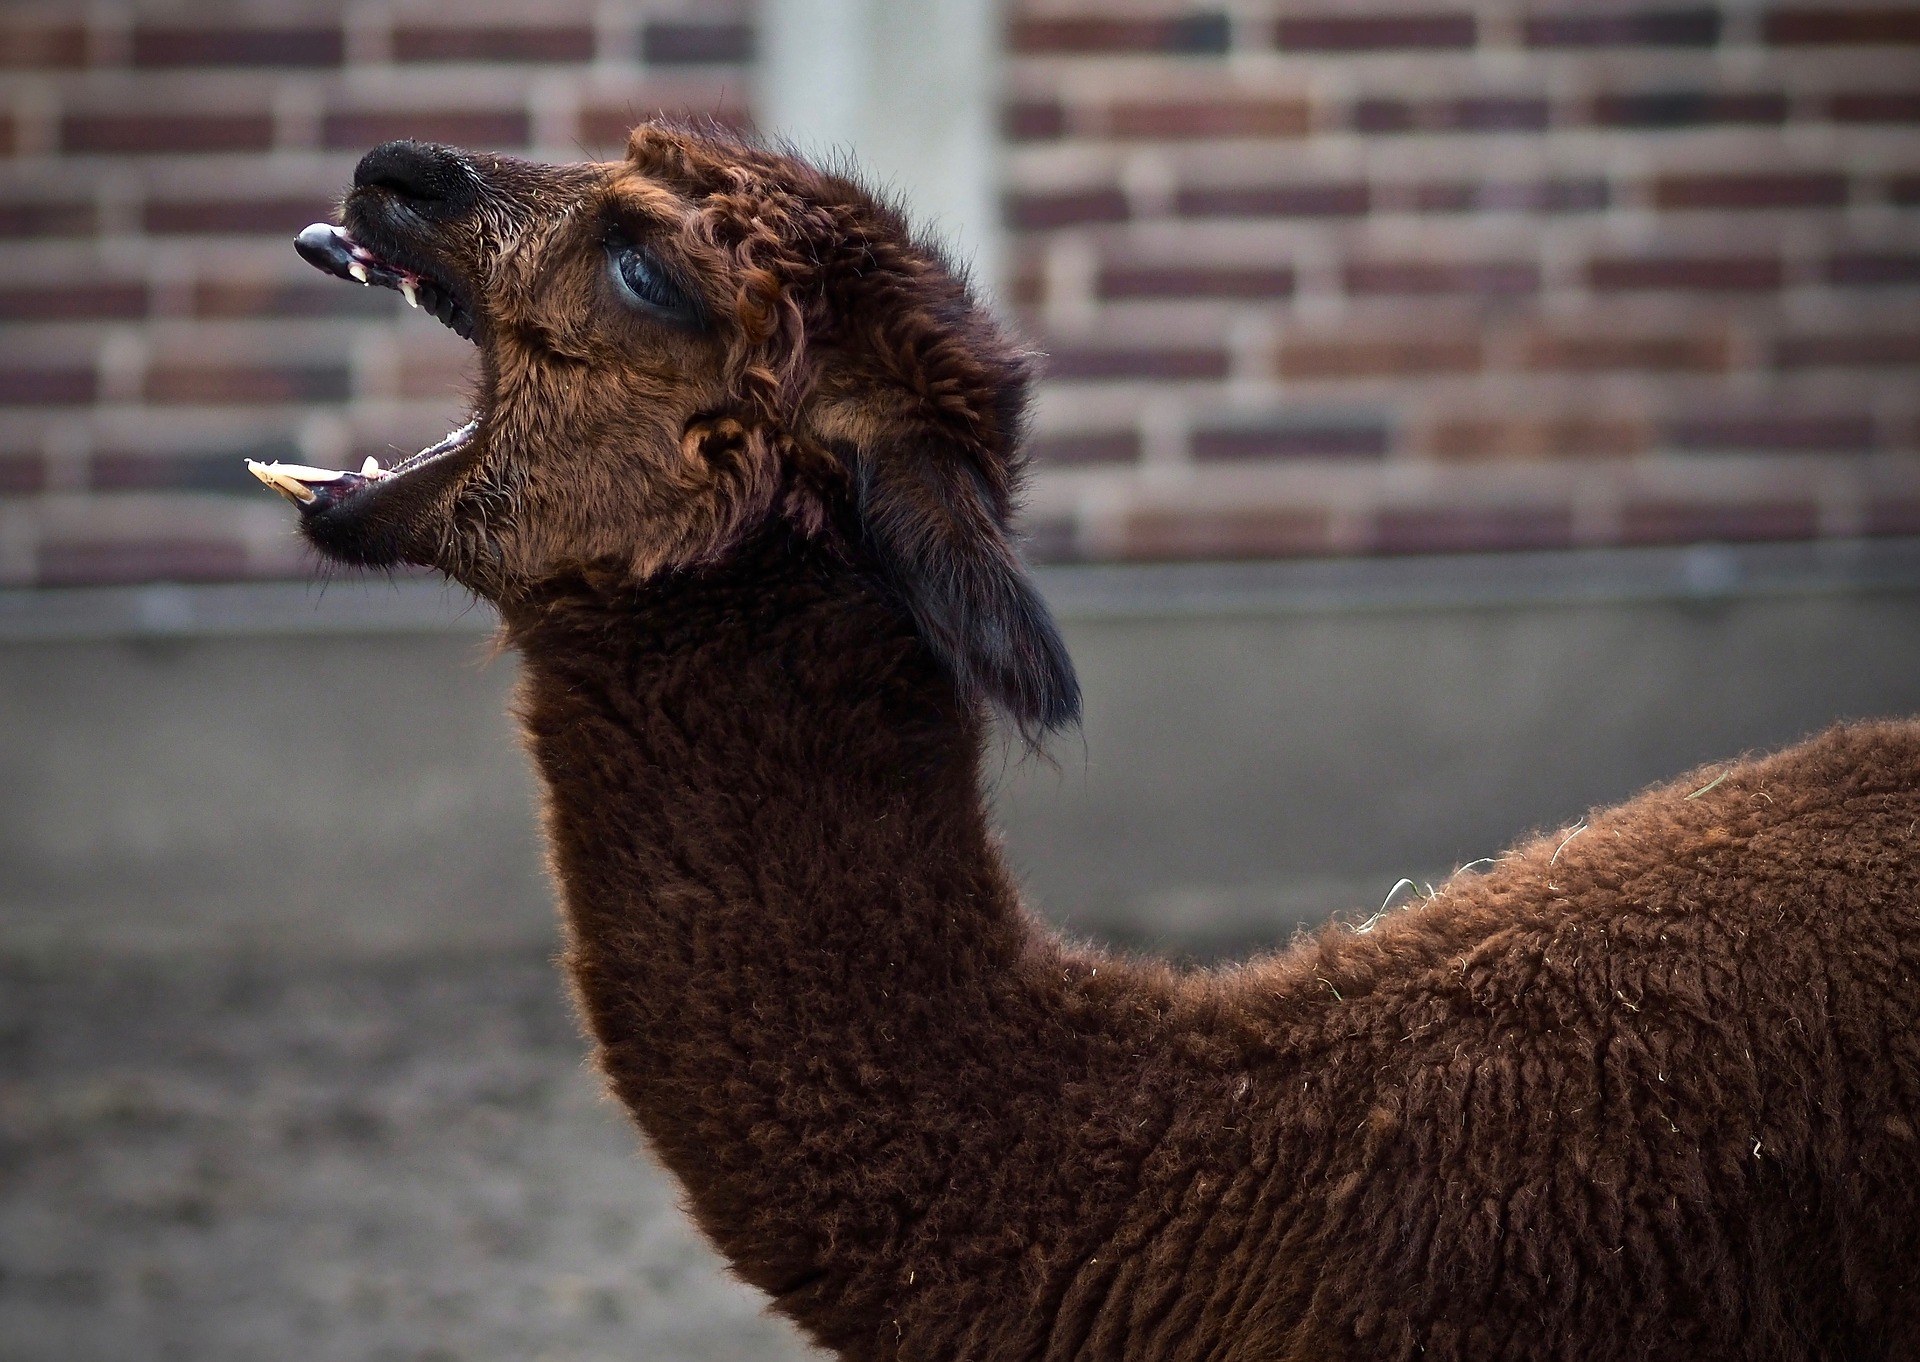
4, 545, 1919, 1360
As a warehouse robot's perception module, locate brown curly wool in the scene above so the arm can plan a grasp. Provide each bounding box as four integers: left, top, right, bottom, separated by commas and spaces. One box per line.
279, 125, 1920, 1360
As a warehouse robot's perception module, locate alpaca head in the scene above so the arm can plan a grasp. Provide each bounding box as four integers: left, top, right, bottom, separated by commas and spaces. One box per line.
256, 123, 1078, 734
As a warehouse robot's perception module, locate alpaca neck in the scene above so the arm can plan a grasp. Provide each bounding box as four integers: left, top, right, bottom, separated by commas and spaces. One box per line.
504, 531, 1159, 1347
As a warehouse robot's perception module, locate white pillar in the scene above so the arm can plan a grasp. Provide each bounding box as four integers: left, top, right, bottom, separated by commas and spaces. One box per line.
757, 0, 1003, 297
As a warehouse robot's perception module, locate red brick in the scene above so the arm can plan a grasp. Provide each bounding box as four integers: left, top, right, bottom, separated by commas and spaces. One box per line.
1099, 264, 1295, 299
1031, 431, 1141, 466
145, 363, 352, 406
1192, 420, 1390, 459
0, 19, 86, 66
1108, 99, 1311, 139
1277, 336, 1482, 378
0, 282, 147, 322
1864, 498, 1920, 536
1774, 333, 1920, 367
63, 113, 275, 155
322, 110, 529, 151
1371, 506, 1574, 554
192, 278, 395, 320
1765, 9, 1920, 44
578, 102, 750, 152
39, 539, 252, 587
0, 366, 95, 406
1593, 91, 1789, 127
1666, 413, 1874, 452
90, 450, 298, 493
1046, 346, 1230, 381
132, 25, 341, 67
1276, 13, 1475, 50
1353, 97, 1549, 133
1020, 516, 1080, 563
1523, 331, 1729, 371
1174, 182, 1369, 218
0, 454, 44, 495
1396, 179, 1608, 213
1006, 187, 1129, 230
1653, 172, 1847, 210
145, 196, 337, 236
641, 22, 754, 64
1588, 255, 1782, 291
1428, 417, 1649, 460
1619, 500, 1819, 544
1524, 9, 1721, 47
1889, 176, 1920, 206
1828, 253, 1920, 286
1010, 15, 1232, 56
1344, 260, 1540, 296
0, 201, 94, 238
1005, 99, 1067, 141
394, 25, 594, 63
1120, 508, 1332, 560
1830, 93, 1920, 122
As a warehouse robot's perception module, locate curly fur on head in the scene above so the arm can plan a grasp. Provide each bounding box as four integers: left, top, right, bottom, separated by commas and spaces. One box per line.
288, 121, 1077, 737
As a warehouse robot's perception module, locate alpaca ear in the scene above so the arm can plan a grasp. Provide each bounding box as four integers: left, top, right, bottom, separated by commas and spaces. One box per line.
854, 443, 1081, 738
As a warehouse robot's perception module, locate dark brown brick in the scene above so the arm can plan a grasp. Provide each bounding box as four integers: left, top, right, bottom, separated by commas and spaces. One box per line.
0, 454, 44, 496
1277, 336, 1482, 378
1108, 99, 1311, 139
1031, 431, 1142, 465
578, 101, 750, 152
1865, 497, 1920, 536
1006, 187, 1129, 230
90, 443, 300, 493
1765, 9, 1920, 44
1619, 500, 1819, 545
1588, 255, 1782, 291
1774, 333, 1920, 367
144, 196, 336, 236
1276, 13, 1475, 50
1428, 417, 1649, 460
1191, 420, 1390, 459
0, 366, 95, 406
1830, 93, 1920, 122
39, 539, 253, 587
1344, 259, 1540, 296
1828, 253, 1920, 286
1593, 91, 1789, 127
323, 110, 529, 151
1121, 508, 1332, 560
64, 113, 275, 155
1524, 331, 1729, 371
1010, 15, 1232, 56
192, 278, 396, 319
1174, 182, 1369, 218
1046, 346, 1230, 381
1005, 99, 1067, 141
0, 201, 93, 238
394, 25, 594, 63
0, 19, 87, 66
1372, 506, 1574, 554
145, 362, 352, 406
641, 22, 754, 64
1099, 264, 1296, 299
1524, 9, 1721, 47
1019, 516, 1080, 564
0, 282, 147, 322
132, 25, 341, 67
1353, 96, 1549, 133
1666, 413, 1874, 451
1887, 175, 1920, 204
1397, 179, 1609, 213
1653, 172, 1847, 210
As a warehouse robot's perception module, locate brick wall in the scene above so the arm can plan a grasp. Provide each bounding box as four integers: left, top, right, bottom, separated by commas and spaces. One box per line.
1, 2, 1916, 586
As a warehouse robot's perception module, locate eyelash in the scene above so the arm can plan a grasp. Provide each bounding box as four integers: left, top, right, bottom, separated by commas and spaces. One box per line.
611, 243, 694, 317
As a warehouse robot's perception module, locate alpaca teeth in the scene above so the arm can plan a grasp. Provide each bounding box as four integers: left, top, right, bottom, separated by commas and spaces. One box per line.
244, 459, 349, 504
348, 261, 369, 284
399, 279, 418, 309
361, 456, 386, 478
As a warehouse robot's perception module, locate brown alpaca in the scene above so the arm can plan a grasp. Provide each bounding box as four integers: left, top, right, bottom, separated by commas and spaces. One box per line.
251, 126, 1920, 1361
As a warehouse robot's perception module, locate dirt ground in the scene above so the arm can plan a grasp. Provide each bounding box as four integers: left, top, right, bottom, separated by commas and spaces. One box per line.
0, 947, 819, 1362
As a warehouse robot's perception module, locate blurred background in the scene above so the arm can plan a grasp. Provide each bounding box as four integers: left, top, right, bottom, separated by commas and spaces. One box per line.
3, 1, 1918, 1358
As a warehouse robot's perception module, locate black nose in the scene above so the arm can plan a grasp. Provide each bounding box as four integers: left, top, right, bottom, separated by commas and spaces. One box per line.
353, 140, 472, 210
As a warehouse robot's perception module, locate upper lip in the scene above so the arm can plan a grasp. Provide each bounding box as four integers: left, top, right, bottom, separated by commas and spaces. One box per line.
293, 217, 479, 341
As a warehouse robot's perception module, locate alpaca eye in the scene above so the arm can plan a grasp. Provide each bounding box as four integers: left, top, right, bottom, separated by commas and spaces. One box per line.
612, 244, 693, 318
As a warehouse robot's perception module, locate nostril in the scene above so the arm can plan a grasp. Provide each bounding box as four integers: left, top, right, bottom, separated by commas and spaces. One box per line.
353, 140, 470, 208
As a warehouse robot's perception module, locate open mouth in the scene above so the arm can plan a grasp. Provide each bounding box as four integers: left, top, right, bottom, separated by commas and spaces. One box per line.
247, 223, 483, 509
